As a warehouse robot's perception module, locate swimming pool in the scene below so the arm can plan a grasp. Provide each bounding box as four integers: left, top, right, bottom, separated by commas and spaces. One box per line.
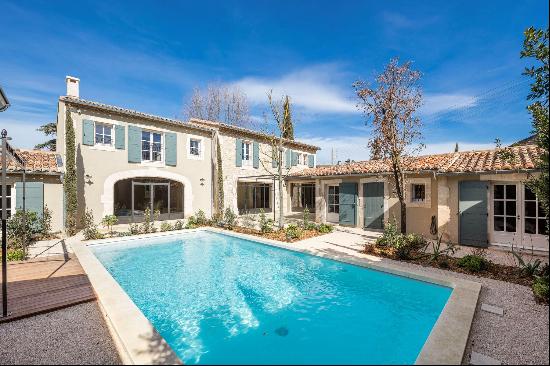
91, 231, 452, 365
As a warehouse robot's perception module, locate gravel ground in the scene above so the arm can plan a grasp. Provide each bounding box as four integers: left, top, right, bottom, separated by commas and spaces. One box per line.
0, 301, 121, 365
387, 260, 549, 365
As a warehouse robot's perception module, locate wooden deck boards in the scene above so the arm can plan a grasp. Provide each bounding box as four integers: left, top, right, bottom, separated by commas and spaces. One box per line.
0, 255, 96, 323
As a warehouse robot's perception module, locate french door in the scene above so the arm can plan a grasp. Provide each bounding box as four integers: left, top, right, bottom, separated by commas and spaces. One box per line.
132, 182, 170, 220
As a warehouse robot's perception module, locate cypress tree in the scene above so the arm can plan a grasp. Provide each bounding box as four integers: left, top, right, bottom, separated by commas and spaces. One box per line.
282, 95, 294, 140
64, 109, 78, 235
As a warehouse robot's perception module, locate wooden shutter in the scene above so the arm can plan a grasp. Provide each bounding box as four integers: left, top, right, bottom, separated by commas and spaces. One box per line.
308, 155, 315, 168
235, 139, 243, 167
15, 182, 44, 219
364, 182, 384, 230
128, 125, 142, 163
339, 182, 357, 226
165, 132, 177, 166
272, 147, 278, 168
115, 125, 125, 150
291, 151, 298, 166
253, 141, 260, 169
459, 181, 489, 247
285, 149, 291, 168
82, 119, 94, 146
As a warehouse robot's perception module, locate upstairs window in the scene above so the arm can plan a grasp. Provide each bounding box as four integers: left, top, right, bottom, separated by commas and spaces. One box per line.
142, 131, 163, 162
189, 139, 201, 156
412, 184, 426, 203
242, 141, 251, 165
95, 123, 112, 146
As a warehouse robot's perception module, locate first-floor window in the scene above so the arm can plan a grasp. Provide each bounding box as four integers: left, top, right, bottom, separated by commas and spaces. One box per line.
524, 186, 547, 235
142, 131, 162, 162
253, 184, 270, 209
189, 139, 201, 156
237, 183, 271, 212
412, 184, 426, 203
0, 185, 13, 218
95, 123, 112, 145
328, 186, 339, 213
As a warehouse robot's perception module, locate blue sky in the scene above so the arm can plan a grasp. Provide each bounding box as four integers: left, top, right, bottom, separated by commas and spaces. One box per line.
1, 0, 548, 163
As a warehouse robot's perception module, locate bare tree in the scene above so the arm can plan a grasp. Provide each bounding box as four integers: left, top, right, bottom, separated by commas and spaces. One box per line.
184, 83, 251, 127
353, 58, 423, 234
256, 91, 295, 229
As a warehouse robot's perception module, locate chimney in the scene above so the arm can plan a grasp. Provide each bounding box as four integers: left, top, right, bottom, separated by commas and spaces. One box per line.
66, 76, 80, 98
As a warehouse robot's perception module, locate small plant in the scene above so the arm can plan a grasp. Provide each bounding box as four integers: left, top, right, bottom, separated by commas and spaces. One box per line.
195, 210, 209, 226
160, 222, 173, 232
259, 209, 274, 233
173, 220, 184, 230
7, 210, 40, 251
240, 214, 257, 229
82, 209, 103, 240
40, 205, 53, 236
302, 207, 311, 228
317, 223, 333, 233
457, 250, 489, 273
7, 248, 26, 261
223, 208, 237, 230
101, 214, 118, 235
128, 223, 141, 235
285, 224, 303, 241
140, 208, 153, 233
375, 220, 401, 247
532, 274, 549, 303
427, 234, 457, 263
511, 245, 542, 278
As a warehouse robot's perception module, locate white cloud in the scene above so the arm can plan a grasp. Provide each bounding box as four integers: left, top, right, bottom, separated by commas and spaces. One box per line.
230, 65, 358, 114
421, 93, 478, 115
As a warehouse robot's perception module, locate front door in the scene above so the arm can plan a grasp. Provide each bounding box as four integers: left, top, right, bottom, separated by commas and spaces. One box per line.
364, 182, 384, 230
339, 183, 357, 226
459, 181, 488, 247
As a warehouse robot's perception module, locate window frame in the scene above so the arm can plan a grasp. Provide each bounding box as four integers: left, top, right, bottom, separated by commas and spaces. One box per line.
411, 183, 426, 203
524, 185, 547, 235
141, 130, 164, 163
1, 185, 13, 218
328, 185, 340, 214
94, 122, 114, 147
242, 140, 252, 166
187, 135, 204, 160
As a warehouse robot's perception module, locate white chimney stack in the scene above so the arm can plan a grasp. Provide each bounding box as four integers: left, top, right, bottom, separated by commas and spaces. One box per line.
66, 75, 80, 98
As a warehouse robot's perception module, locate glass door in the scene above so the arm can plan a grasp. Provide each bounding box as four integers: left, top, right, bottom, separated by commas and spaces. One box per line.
491, 183, 520, 247
522, 185, 548, 250
326, 185, 339, 223
133, 183, 152, 218
153, 183, 170, 220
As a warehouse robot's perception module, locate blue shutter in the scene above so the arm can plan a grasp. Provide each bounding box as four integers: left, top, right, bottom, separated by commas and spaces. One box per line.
235, 139, 243, 167
285, 149, 291, 168
165, 132, 177, 166
115, 125, 125, 150
291, 151, 298, 166
272, 147, 278, 168
364, 182, 384, 230
253, 141, 260, 169
15, 182, 44, 219
128, 125, 142, 163
459, 181, 488, 247
82, 119, 94, 146
308, 155, 315, 168
339, 182, 357, 226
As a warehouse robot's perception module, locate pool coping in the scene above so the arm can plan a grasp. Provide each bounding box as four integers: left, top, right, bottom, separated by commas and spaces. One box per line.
73, 227, 482, 365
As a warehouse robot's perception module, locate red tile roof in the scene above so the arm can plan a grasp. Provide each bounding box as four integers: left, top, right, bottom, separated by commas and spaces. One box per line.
291, 145, 544, 177
1, 149, 61, 173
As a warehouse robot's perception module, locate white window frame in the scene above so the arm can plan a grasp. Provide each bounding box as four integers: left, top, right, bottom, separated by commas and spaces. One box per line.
242, 141, 252, 166
1, 184, 13, 218
93, 121, 115, 151
524, 185, 546, 236
141, 130, 164, 164
187, 135, 204, 160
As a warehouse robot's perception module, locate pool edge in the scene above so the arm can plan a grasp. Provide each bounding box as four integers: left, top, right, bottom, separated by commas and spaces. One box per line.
75, 227, 481, 365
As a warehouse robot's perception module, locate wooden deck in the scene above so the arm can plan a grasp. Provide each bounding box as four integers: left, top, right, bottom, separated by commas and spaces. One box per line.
0, 255, 96, 323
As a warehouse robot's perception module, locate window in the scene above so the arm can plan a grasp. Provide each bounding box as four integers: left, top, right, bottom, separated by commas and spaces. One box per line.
253, 184, 271, 209
524, 186, 547, 235
189, 139, 201, 156
242, 141, 251, 165
301, 153, 309, 165
328, 186, 339, 213
237, 183, 271, 213
493, 184, 516, 233
95, 123, 113, 145
412, 184, 426, 203
141, 131, 163, 162
0, 185, 13, 218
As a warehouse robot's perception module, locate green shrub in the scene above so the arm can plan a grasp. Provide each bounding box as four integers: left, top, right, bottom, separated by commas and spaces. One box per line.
195, 210, 208, 225
174, 220, 184, 230
533, 275, 549, 303
317, 223, 333, 233
7, 248, 26, 261
82, 209, 103, 240
511, 246, 543, 277
457, 254, 489, 272
375, 221, 424, 260
375, 220, 401, 247
101, 214, 118, 234
7, 210, 40, 249
223, 208, 237, 230
140, 208, 153, 233
240, 214, 256, 229
160, 222, 173, 232
285, 224, 303, 240
128, 223, 141, 235
259, 209, 274, 233
302, 207, 311, 228
40, 205, 53, 236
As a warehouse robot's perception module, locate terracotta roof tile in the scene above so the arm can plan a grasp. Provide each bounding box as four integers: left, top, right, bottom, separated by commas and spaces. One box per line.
1, 149, 61, 173
291, 145, 544, 177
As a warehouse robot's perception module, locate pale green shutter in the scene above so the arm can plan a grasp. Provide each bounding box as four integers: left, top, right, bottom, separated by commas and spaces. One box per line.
291, 151, 298, 166
253, 141, 259, 169
285, 149, 291, 168
15, 182, 44, 219
165, 132, 177, 166
339, 182, 357, 226
115, 125, 125, 150
272, 147, 278, 168
82, 119, 94, 146
128, 125, 142, 163
308, 155, 315, 168
236, 139, 243, 167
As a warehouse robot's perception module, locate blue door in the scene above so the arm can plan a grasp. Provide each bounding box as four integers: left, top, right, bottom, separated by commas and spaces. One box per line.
459, 181, 489, 247
364, 182, 384, 230
339, 183, 357, 226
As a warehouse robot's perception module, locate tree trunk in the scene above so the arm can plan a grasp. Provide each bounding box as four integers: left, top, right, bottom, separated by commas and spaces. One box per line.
278, 150, 285, 229
400, 199, 407, 234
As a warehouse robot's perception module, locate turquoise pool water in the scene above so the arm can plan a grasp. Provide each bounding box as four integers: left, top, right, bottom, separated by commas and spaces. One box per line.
91, 231, 451, 365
